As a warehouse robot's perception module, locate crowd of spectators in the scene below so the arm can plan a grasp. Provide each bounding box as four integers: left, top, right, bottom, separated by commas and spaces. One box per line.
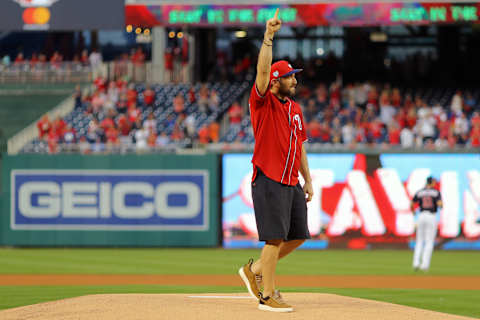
1, 49, 102, 69
291, 81, 480, 149
36, 77, 222, 154
34, 77, 480, 153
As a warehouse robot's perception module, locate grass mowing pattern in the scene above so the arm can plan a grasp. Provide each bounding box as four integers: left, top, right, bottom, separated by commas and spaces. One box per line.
0, 249, 479, 317
0, 249, 479, 275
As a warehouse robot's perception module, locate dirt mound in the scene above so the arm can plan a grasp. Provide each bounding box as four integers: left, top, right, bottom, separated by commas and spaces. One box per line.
0, 293, 474, 320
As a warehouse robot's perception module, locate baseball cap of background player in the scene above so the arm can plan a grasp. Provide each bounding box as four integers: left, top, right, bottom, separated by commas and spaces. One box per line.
270, 60, 303, 81
426, 176, 435, 185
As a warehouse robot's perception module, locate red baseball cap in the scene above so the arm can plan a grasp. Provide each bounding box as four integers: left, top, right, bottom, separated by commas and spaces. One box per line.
270, 60, 303, 81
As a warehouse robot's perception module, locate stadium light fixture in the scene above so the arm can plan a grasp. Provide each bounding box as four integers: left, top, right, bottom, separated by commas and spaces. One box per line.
316, 48, 325, 56
235, 30, 247, 38
370, 32, 388, 42
126, 25, 133, 33
169, 31, 176, 38
144, 29, 151, 35
135, 27, 142, 34
177, 32, 184, 38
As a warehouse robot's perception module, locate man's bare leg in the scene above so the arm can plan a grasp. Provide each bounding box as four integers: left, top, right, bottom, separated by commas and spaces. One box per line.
251, 239, 305, 277
260, 239, 282, 298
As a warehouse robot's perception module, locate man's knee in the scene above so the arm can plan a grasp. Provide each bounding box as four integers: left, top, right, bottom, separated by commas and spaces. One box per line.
265, 239, 283, 246
286, 239, 306, 246
295, 239, 306, 245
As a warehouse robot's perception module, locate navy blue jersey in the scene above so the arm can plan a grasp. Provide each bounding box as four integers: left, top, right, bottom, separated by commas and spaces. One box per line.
413, 188, 442, 213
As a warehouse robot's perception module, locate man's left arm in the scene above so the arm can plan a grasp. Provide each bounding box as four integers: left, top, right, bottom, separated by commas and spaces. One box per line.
299, 145, 313, 202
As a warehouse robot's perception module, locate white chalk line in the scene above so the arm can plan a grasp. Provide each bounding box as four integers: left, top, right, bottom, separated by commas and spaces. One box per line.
188, 296, 255, 299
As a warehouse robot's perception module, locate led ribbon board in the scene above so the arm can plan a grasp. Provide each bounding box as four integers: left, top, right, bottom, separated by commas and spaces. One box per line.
126, 3, 480, 27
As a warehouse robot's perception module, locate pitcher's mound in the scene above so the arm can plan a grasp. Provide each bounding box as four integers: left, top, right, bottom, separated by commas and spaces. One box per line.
0, 293, 474, 320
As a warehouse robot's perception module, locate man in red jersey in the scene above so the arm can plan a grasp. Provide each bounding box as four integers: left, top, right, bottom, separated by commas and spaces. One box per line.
238, 9, 313, 313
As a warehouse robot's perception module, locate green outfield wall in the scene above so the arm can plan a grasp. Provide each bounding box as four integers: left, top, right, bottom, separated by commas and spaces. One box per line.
0, 154, 220, 247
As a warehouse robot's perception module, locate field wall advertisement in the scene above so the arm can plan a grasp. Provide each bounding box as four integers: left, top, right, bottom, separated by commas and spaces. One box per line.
223, 154, 480, 250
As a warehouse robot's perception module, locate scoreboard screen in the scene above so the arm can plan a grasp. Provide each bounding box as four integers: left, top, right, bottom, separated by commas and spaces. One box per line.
126, 2, 480, 27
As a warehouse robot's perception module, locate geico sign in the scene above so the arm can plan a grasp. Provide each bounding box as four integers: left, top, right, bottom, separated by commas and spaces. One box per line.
18, 181, 201, 219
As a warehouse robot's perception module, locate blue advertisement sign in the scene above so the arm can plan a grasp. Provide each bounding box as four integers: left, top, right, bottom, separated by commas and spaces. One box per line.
11, 170, 208, 231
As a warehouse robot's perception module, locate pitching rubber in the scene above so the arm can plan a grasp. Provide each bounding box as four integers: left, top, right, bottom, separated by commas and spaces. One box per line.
238, 267, 257, 299
258, 304, 293, 312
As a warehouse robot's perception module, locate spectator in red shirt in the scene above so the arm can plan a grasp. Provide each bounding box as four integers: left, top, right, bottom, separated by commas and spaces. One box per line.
197, 125, 209, 144
147, 131, 157, 149
14, 52, 25, 65
105, 123, 119, 147
117, 114, 131, 136
391, 88, 402, 108
406, 108, 417, 128
437, 114, 451, 140
131, 47, 145, 65
143, 86, 155, 106
101, 110, 116, 132
126, 84, 138, 107
320, 120, 331, 143
127, 104, 141, 123
395, 108, 407, 128
94, 76, 107, 92
50, 51, 62, 68
470, 124, 480, 148
53, 116, 67, 138
471, 112, 480, 128
46, 125, 61, 154
307, 119, 322, 142
370, 118, 384, 143
388, 121, 401, 145
447, 127, 457, 148
37, 115, 51, 139
209, 121, 220, 143
30, 53, 38, 67
188, 87, 196, 104
403, 94, 413, 110
228, 101, 243, 127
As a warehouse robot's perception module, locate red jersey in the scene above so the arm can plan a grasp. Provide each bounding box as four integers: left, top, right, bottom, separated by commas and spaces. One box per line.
249, 85, 307, 186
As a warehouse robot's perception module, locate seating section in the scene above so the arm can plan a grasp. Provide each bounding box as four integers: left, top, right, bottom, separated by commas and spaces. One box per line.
21, 81, 249, 153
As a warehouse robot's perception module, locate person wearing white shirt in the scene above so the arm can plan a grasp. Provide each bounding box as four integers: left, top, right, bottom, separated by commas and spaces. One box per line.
401, 127, 415, 148
380, 103, 396, 125
89, 49, 103, 78
454, 113, 469, 136
135, 126, 148, 152
341, 121, 355, 145
143, 113, 157, 134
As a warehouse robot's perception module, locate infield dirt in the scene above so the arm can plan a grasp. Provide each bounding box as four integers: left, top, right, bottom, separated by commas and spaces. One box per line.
0, 293, 476, 320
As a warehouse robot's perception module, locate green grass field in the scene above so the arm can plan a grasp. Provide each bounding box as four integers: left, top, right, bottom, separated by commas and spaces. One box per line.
0, 249, 479, 318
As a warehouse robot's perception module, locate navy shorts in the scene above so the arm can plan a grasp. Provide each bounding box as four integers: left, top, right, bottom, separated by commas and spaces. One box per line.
251, 168, 311, 242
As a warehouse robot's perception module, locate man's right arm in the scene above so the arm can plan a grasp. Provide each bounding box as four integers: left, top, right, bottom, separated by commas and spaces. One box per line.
255, 9, 281, 96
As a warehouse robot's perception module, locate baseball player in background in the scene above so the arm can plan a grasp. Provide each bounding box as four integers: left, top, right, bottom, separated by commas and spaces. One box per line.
411, 176, 443, 272
237, 9, 313, 313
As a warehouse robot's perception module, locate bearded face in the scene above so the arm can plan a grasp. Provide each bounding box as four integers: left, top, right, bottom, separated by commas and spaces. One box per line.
275, 74, 297, 97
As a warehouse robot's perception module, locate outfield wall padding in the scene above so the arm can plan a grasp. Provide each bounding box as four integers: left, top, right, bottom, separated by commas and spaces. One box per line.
0, 154, 219, 247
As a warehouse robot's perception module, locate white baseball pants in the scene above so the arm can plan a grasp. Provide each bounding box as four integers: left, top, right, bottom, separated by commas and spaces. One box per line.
413, 212, 437, 270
